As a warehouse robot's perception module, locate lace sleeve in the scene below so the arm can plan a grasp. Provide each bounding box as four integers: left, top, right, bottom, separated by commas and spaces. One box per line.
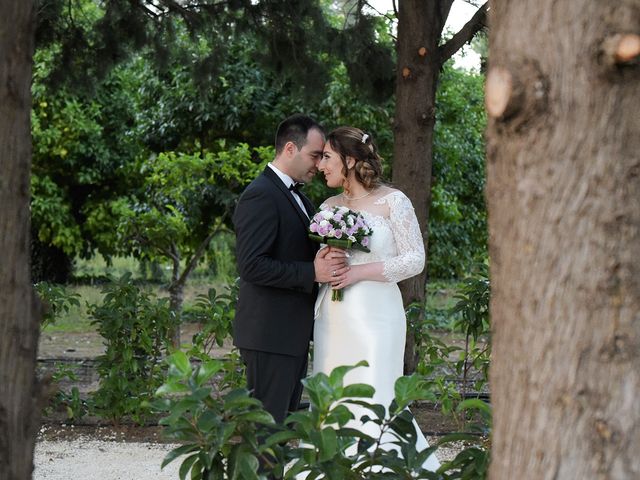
382, 192, 425, 283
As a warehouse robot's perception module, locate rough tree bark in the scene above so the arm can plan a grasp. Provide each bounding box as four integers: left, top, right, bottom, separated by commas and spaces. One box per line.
392, 0, 487, 372
486, 1, 640, 478
0, 1, 41, 479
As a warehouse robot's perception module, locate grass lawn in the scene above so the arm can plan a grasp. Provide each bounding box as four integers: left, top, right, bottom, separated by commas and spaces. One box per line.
43, 255, 465, 334
43, 255, 233, 334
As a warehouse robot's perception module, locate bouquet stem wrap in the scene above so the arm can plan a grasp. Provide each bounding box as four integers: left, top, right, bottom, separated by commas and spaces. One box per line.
308, 206, 373, 302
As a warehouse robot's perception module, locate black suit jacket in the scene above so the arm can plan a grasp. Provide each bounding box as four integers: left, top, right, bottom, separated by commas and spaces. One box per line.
232, 166, 318, 356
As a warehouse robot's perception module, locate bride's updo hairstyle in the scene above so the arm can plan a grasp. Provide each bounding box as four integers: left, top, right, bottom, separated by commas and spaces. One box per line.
326, 126, 383, 190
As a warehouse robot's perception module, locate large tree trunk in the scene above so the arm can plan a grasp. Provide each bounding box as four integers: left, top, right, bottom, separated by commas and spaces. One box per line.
392, 0, 451, 373
486, 1, 640, 478
0, 1, 41, 479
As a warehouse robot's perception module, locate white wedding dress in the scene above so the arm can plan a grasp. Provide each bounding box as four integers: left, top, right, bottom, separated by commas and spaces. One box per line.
312, 189, 440, 471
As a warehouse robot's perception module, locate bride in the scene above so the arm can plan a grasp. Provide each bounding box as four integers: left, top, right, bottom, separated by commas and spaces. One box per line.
313, 126, 440, 471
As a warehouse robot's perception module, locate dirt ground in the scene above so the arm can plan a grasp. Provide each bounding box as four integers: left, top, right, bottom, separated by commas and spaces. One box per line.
38, 323, 211, 359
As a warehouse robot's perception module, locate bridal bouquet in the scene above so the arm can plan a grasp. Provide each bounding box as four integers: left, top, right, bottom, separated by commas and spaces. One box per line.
308, 206, 372, 301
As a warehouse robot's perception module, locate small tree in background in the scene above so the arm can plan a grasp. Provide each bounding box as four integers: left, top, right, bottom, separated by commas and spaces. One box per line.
111, 145, 266, 346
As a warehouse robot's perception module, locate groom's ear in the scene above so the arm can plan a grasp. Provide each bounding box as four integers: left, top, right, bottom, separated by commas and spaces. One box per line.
284, 141, 298, 157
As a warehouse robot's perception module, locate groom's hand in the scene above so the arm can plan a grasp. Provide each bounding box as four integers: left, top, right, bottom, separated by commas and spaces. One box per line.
314, 247, 349, 283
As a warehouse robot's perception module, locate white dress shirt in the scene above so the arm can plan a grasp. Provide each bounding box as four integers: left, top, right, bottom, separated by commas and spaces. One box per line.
268, 163, 308, 218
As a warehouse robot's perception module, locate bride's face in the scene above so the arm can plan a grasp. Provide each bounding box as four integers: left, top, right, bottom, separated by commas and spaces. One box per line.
319, 144, 348, 189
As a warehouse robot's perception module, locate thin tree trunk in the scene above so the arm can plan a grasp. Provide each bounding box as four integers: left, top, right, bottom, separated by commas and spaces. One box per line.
392, 0, 449, 373
169, 246, 182, 348
0, 2, 40, 479
486, 1, 640, 478
167, 229, 219, 348
168, 282, 184, 348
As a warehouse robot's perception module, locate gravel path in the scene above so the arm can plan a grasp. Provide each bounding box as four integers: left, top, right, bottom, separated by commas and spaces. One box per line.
34, 438, 181, 480
34, 435, 463, 480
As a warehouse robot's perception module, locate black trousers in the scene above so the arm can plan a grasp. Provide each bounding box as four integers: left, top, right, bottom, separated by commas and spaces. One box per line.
240, 348, 309, 424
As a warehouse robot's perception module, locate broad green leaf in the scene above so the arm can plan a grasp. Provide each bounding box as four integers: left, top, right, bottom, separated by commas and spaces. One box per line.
342, 383, 375, 399
317, 427, 338, 461
168, 351, 192, 377
161, 444, 199, 469
195, 359, 224, 385
178, 454, 199, 480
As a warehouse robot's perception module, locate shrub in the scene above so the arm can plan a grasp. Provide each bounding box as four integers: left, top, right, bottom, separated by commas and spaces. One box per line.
90, 274, 177, 423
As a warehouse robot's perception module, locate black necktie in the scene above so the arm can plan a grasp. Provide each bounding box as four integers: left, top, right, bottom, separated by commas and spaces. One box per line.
289, 183, 303, 195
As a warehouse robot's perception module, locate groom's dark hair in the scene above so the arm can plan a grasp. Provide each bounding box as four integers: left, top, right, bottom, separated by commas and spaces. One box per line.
275, 114, 324, 155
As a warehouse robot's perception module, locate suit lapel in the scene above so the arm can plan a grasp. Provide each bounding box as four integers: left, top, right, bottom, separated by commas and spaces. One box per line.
300, 193, 315, 219
262, 167, 312, 229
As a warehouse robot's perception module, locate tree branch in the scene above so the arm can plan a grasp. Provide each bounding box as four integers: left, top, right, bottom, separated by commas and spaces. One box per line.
176, 224, 227, 288
363, 0, 397, 25
438, 2, 488, 65
156, 243, 180, 264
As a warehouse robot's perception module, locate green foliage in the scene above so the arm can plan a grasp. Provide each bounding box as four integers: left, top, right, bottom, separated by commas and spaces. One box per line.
181, 280, 246, 393
34, 282, 81, 329
153, 351, 273, 480
450, 264, 490, 342
437, 400, 491, 479
31, 43, 146, 268
414, 267, 491, 428
89, 274, 177, 423
429, 64, 487, 279
450, 264, 491, 398
30, 174, 83, 256
204, 233, 238, 281
185, 283, 238, 350
32, 1, 488, 286
116, 145, 264, 263
44, 363, 89, 422
156, 356, 462, 479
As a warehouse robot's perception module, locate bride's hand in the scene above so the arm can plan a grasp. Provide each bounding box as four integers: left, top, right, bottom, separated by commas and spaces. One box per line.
331, 264, 360, 289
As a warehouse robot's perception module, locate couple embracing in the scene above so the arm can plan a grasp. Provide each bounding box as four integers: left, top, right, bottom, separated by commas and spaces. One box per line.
232, 114, 439, 471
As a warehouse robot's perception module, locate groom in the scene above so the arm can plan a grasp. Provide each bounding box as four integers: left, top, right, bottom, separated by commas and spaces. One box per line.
233, 114, 348, 423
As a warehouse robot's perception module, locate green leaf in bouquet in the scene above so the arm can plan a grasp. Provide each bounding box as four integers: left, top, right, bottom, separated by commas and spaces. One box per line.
308, 233, 325, 243
325, 238, 353, 249
349, 242, 371, 253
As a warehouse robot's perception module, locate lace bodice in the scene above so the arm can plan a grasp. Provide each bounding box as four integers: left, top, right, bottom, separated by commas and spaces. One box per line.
320, 189, 425, 283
